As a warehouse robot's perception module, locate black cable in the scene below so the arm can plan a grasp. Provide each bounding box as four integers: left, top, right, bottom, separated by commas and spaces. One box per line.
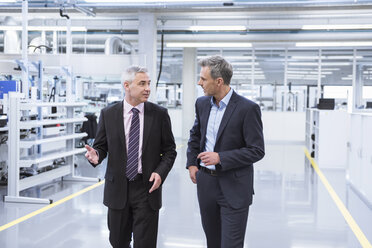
28, 45, 52, 53
49, 87, 56, 102
33, 45, 52, 53
156, 30, 164, 88
60, 8, 70, 19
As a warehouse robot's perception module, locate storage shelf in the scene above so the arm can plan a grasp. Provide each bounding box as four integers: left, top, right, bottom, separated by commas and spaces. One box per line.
20, 117, 87, 129
19, 165, 71, 191
19, 148, 86, 167
20, 133, 88, 149
20, 101, 87, 110
0, 126, 8, 132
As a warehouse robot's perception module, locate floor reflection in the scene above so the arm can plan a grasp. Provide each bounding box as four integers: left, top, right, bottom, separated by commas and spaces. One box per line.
0, 143, 371, 247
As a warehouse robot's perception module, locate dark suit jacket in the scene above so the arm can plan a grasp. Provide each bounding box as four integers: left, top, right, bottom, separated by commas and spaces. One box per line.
92, 101, 177, 210
187, 91, 265, 209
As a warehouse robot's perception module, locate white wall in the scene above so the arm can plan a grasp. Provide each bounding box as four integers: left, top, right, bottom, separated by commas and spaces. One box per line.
169, 109, 306, 143
168, 108, 183, 139
262, 111, 306, 143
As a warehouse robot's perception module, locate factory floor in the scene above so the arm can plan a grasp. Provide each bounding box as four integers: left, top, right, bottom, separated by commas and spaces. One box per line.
0, 141, 371, 248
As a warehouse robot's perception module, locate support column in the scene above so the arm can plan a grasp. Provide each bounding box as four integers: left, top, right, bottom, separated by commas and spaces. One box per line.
182, 48, 197, 139
317, 49, 322, 105
283, 48, 288, 111
138, 12, 157, 102
352, 48, 361, 112
21, 0, 29, 99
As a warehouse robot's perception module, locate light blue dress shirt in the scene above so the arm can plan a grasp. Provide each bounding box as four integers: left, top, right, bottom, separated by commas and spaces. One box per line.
201, 88, 233, 170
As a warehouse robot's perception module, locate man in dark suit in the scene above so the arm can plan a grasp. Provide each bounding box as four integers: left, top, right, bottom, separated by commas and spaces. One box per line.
187, 56, 265, 248
85, 65, 177, 248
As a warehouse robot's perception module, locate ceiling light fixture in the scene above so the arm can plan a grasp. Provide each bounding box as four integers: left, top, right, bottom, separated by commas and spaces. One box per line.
83, 0, 218, 2
0, 26, 87, 31
166, 42, 252, 48
296, 42, 372, 47
290, 55, 363, 60
289, 62, 351, 66
302, 24, 372, 30
188, 25, 246, 31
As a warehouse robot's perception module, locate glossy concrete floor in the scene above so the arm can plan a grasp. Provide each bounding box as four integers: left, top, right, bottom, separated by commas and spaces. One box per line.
0, 141, 372, 248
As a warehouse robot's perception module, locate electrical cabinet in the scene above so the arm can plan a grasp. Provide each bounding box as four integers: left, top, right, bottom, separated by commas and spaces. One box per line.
305, 109, 349, 169
348, 113, 372, 205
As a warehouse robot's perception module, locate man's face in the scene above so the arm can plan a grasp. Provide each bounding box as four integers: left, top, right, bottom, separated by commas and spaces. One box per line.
198, 66, 218, 96
124, 72, 151, 105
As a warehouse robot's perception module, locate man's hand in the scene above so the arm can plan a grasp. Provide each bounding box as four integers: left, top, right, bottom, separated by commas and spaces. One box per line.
149, 172, 162, 193
197, 152, 220, 166
188, 166, 199, 184
85, 145, 98, 165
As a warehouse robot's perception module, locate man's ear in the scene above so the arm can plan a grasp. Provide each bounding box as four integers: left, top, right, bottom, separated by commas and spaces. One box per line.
123, 81, 130, 90
217, 77, 224, 86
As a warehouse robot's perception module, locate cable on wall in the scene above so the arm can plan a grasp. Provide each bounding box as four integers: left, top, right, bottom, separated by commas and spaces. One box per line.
156, 30, 164, 88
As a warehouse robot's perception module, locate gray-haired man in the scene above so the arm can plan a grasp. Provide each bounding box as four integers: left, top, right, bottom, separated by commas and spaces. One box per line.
85, 66, 177, 248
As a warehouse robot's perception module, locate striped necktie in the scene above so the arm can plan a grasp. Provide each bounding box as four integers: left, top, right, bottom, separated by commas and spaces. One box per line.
126, 108, 140, 181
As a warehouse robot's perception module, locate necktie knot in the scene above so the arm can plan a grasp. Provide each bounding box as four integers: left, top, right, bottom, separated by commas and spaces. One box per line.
131, 108, 139, 115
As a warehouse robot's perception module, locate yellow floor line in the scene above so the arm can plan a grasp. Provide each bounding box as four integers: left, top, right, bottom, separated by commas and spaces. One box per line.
0, 180, 105, 232
304, 148, 372, 248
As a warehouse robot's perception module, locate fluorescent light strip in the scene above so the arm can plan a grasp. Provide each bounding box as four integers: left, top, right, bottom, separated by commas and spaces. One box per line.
235, 67, 262, 71
291, 56, 363, 60
231, 62, 259, 66
288, 62, 351, 66
188, 25, 246, 31
0, 0, 16, 2
288, 67, 340, 71
0, 26, 87, 32
84, 0, 218, 2
234, 70, 263, 74
198, 56, 256, 60
287, 71, 332, 75
341, 77, 352, 80
302, 24, 372, 30
296, 42, 372, 47
166, 42, 251, 48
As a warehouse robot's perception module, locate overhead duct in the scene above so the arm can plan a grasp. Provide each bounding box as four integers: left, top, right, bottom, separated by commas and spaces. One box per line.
3, 16, 20, 54
104, 36, 132, 55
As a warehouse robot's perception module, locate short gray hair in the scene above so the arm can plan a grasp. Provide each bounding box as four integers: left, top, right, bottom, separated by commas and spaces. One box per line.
122, 65, 148, 83
198, 55, 233, 85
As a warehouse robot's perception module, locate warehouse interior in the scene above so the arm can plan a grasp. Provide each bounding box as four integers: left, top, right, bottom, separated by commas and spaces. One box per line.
0, 0, 372, 247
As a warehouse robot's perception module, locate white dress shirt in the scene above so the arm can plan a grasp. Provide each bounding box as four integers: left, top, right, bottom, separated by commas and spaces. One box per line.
123, 99, 144, 173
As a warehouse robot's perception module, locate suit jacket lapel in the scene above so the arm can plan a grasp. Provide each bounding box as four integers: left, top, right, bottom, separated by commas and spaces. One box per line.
116, 101, 127, 153
142, 102, 154, 153
215, 92, 238, 143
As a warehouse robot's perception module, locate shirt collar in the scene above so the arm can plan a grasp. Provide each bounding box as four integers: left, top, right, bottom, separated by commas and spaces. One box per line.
211, 88, 233, 108
123, 99, 144, 115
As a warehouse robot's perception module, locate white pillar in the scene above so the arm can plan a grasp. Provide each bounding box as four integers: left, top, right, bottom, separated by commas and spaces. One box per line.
182, 47, 197, 139
41, 31, 46, 54
251, 49, 255, 101
352, 48, 361, 112
138, 12, 157, 102
317, 49, 322, 104
283, 48, 288, 111
21, 0, 29, 99
53, 31, 58, 54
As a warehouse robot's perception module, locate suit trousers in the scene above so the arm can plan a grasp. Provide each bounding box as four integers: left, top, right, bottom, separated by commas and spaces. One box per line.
107, 178, 159, 248
196, 170, 250, 248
